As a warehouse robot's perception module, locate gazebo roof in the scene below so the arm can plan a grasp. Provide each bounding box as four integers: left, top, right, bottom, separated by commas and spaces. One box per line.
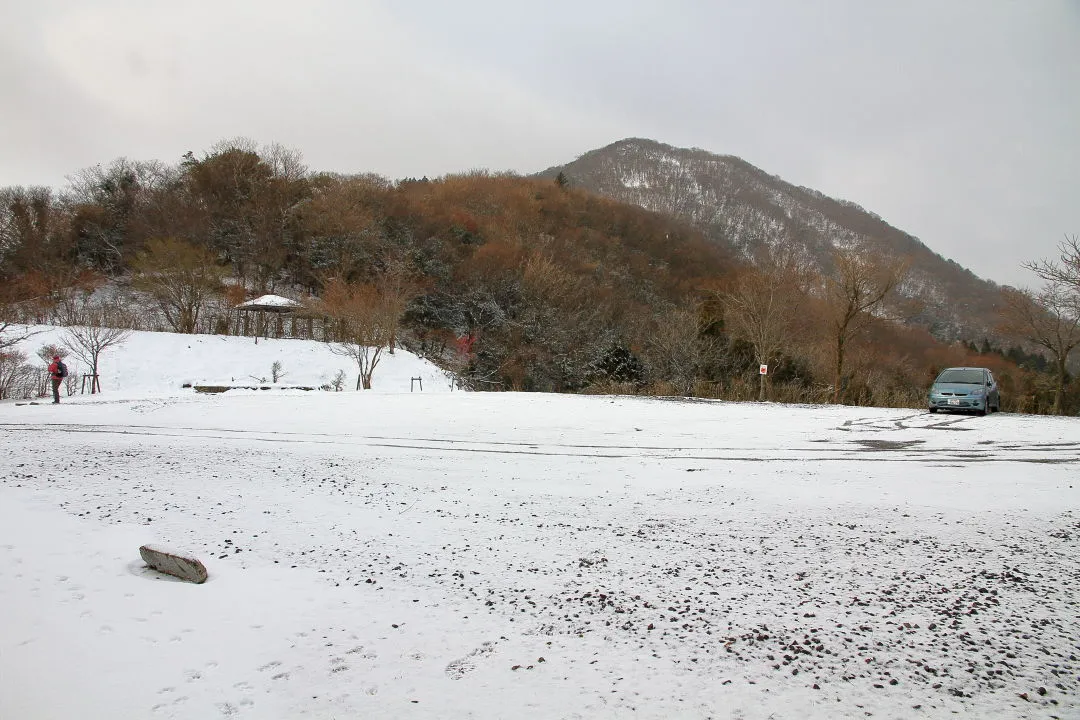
235, 295, 304, 313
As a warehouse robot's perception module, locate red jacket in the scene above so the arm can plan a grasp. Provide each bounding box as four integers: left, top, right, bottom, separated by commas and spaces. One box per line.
48, 361, 63, 380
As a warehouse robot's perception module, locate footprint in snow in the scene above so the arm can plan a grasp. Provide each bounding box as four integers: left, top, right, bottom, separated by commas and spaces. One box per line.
445, 642, 496, 680
151, 695, 188, 714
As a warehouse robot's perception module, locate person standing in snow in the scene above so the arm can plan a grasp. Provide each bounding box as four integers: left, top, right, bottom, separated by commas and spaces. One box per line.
47, 355, 68, 404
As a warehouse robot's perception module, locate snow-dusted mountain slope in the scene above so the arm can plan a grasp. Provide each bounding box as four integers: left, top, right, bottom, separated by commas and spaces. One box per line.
542, 139, 1004, 341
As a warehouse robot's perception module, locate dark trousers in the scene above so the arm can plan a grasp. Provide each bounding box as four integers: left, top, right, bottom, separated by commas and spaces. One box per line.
51, 378, 62, 403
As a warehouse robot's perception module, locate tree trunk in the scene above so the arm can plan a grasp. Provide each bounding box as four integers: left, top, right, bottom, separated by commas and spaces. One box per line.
179, 309, 196, 334
758, 367, 767, 402
1054, 356, 1066, 415
832, 333, 846, 404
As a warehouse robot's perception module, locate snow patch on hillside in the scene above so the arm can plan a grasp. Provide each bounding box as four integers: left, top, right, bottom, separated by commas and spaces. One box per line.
7, 326, 453, 397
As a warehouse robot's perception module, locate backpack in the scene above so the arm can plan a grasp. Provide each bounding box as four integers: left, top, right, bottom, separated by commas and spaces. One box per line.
57, 361, 68, 378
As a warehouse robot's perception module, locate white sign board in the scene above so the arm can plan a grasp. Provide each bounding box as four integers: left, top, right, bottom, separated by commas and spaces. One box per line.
759, 364, 768, 375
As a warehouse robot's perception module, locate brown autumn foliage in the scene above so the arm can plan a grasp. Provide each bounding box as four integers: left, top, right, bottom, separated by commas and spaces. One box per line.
999, 285, 1080, 415
317, 277, 400, 389
0, 142, 1070, 411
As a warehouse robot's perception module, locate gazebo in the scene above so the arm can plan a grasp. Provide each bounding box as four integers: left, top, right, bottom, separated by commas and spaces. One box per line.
235, 294, 304, 342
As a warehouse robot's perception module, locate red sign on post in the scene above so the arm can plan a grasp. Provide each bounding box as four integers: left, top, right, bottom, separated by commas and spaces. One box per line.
759, 364, 768, 375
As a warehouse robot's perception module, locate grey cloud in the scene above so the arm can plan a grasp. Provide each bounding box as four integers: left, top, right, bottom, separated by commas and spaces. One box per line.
1, 0, 1077, 286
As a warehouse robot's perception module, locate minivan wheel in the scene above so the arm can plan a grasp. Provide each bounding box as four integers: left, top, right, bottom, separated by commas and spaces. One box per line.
929, 407, 938, 414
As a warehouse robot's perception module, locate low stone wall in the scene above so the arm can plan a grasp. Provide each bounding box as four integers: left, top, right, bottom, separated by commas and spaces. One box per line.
193, 385, 316, 394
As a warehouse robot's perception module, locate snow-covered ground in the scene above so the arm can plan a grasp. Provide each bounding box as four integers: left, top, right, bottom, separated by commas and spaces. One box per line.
6, 325, 453, 396
1, 331, 1078, 719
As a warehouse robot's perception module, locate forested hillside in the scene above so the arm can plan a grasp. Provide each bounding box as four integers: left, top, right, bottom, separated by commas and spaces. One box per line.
0, 140, 1068, 411
541, 139, 1005, 342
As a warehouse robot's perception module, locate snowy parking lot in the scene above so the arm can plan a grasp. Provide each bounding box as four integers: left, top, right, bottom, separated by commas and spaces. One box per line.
2, 390, 1078, 719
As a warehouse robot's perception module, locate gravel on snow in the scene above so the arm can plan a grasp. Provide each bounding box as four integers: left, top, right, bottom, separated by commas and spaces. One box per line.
1, 393, 1078, 719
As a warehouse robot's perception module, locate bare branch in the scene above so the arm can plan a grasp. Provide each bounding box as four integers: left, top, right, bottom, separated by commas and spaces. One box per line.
720, 250, 809, 400
1023, 234, 1080, 289
62, 301, 132, 394
317, 278, 396, 389
132, 238, 226, 333
999, 283, 1080, 414
823, 247, 909, 403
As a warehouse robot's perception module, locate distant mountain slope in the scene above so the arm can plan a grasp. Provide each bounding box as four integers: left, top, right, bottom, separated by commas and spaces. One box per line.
540, 138, 1002, 341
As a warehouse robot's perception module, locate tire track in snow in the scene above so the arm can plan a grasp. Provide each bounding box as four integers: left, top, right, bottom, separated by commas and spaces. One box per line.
2, 421, 1078, 464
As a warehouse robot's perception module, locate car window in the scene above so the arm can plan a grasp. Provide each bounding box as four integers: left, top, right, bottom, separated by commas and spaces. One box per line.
936, 368, 985, 384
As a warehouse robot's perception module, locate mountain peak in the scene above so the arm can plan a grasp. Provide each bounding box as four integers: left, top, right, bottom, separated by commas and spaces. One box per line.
542, 139, 1002, 341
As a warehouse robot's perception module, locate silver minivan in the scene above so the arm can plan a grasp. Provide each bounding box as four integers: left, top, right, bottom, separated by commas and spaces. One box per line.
928, 367, 1000, 415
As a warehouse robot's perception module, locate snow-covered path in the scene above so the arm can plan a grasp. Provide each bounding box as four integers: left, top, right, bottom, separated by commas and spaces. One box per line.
2, 392, 1078, 719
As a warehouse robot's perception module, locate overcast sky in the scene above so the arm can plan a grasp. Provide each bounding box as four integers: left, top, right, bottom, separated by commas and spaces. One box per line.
1, 0, 1077, 287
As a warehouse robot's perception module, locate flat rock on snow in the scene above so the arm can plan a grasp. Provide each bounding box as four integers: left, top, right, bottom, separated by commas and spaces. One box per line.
140, 545, 208, 584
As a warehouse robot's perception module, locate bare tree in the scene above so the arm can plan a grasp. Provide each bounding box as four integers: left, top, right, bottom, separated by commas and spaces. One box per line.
36, 343, 69, 364
999, 284, 1080, 415
823, 247, 908, 403
0, 348, 37, 400
132, 237, 226, 333
377, 261, 422, 354
644, 301, 718, 396
721, 253, 807, 401
0, 321, 36, 353
318, 278, 394, 390
0, 276, 40, 352
63, 159, 171, 271
0, 185, 68, 275
1024, 234, 1080, 292
63, 303, 132, 394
